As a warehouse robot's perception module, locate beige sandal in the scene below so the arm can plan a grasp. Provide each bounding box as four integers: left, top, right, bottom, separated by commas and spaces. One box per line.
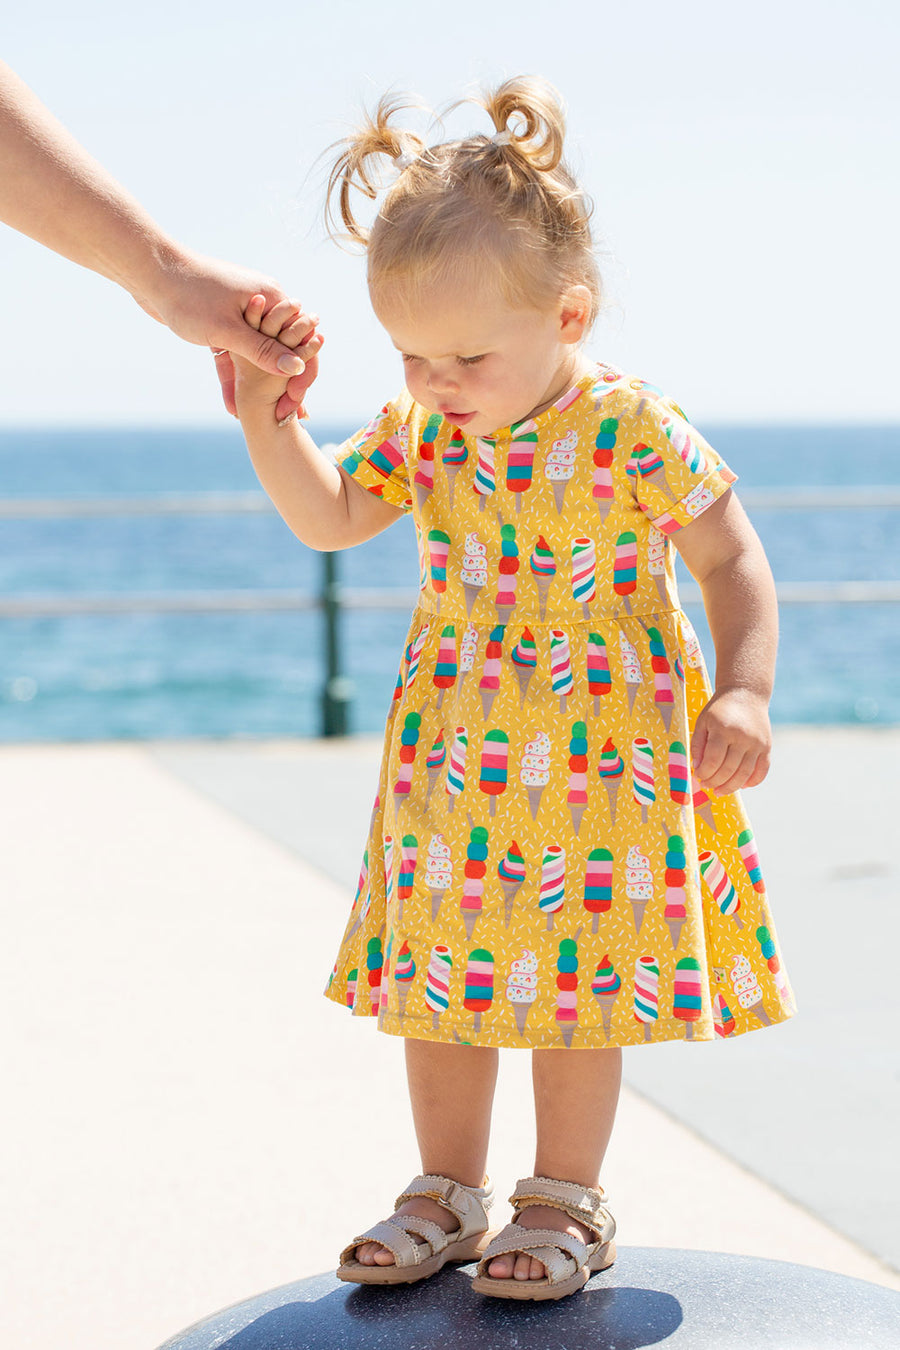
337, 1173, 495, 1285
472, 1175, 616, 1300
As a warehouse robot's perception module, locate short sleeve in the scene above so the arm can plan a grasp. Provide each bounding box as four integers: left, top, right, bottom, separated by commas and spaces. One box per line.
335, 395, 415, 514
628, 397, 737, 536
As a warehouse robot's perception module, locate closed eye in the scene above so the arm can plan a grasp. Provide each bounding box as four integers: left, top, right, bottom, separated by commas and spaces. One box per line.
457, 355, 485, 366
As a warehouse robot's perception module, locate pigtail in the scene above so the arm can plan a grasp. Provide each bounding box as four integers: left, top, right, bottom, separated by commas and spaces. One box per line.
325, 94, 427, 245
479, 76, 566, 174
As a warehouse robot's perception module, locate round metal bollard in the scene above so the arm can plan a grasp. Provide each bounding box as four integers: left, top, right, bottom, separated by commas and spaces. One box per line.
156, 1247, 900, 1349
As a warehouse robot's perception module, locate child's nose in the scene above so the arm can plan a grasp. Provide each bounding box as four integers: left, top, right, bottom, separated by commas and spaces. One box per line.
426, 364, 459, 396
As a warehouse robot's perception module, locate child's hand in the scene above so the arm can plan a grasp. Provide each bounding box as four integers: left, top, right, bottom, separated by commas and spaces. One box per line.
691, 687, 772, 794
222, 294, 322, 423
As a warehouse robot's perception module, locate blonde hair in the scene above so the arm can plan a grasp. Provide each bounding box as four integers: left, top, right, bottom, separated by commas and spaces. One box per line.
326, 77, 600, 320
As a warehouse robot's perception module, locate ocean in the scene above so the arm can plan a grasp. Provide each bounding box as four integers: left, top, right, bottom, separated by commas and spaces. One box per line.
1, 422, 898, 741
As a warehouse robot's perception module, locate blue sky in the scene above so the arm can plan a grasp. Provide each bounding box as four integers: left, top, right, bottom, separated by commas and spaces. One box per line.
2, 0, 898, 425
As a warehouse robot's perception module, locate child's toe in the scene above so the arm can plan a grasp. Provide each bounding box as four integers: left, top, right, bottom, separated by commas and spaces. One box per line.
487, 1253, 515, 1279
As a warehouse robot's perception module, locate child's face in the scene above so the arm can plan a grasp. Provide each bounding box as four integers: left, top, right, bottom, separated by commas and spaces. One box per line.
373, 281, 591, 438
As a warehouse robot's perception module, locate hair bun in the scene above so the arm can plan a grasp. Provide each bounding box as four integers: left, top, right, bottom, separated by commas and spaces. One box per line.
481, 76, 565, 173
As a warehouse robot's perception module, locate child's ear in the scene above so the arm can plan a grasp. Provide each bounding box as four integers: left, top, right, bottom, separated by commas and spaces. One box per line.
558, 285, 593, 343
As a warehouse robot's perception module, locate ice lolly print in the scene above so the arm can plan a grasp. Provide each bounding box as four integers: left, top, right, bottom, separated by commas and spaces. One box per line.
587, 633, 612, 712
425, 943, 453, 1031
731, 953, 770, 1025
498, 840, 526, 926
739, 829, 766, 892
446, 726, 468, 810
633, 955, 660, 1041
567, 721, 589, 833
473, 436, 496, 507
394, 940, 416, 1021
366, 936, 384, 1016
673, 956, 703, 1038
461, 825, 489, 939
619, 630, 643, 716
632, 736, 656, 823
591, 955, 621, 1039
511, 627, 537, 706
413, 413, 441, 513
521, 730, 551, 819
345, 847, 370, 941
506, 948, 538, 1036
713, 991, 735, 1038
397, 834, 418, 923
442, 429, 468, 508
464, 948, 494, 1032
646, 626, 674, 732
383, 834, 394, 911
699, 849, 742, 927
507, 418, 538, 510
427, 529, 450, 606
546, 427, 577, 512
462, 531, 488, 617
479, 625, 505, 719
426, 730, 446, 795
571, 536, 596, 618
433, 625, 457, 708
613, 531, 638, 613
393, 711, 421, 799
479, 728, 509, 815
539, 844, 566, 930
756, 925, 790, 1005
556, 937, 579, 1047
626, 844, 653, 934
599, 736, 624, 825
529, 535, 556, 620
593, 418, 616, 521
345, 967, 358, 1010
668, 741, 691, 805
426, 832, 452, 921
459, 622, 479, 693
406, 622, 429, 691
496, 524, 519, 623
584, 847, 613, 933
664, 834, 687, 948
550, 629, 574, 712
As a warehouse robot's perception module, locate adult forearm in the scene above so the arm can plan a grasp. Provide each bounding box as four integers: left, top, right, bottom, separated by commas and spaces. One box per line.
697, 544, 778, 700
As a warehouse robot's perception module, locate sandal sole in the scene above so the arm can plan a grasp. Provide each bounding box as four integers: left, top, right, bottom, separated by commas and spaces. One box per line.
337, 1230, 496, 1286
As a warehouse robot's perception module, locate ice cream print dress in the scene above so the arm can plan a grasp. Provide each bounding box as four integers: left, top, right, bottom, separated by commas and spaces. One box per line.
324, 363, 796, 1049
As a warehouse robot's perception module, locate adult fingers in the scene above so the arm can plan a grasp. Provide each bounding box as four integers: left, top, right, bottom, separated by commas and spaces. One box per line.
213, 349, 237, 417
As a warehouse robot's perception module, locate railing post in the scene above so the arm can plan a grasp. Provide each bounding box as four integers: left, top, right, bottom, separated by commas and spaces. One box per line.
319, 551, 354, 738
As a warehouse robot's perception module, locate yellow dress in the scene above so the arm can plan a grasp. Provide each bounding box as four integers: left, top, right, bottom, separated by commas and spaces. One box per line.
324, 363, 796, 1048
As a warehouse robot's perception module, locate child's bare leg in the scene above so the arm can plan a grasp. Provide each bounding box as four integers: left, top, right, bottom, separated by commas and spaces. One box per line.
486, 1047, 622, 1281
355, 1038, 499, 1266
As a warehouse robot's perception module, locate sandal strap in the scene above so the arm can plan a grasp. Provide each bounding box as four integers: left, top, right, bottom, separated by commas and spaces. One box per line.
478, 1224, 588, 1284
340, 1219, 424, 1268
390, 1213, 451, 1251
395, 1173, 494, 1242
509, 1175, 615, 1243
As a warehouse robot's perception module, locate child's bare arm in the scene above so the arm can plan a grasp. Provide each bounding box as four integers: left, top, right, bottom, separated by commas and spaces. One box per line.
673, 490, 778, 795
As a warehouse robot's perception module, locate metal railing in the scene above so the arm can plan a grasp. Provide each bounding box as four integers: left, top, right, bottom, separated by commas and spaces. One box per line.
2, 487, 899, 734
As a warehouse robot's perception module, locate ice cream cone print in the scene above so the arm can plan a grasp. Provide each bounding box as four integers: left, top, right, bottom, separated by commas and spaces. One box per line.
539, 844, 565, 930
498, 840, 526, 926
521, 730, 551, 818
591, 956, 621, 1039
571, 536, 597, 619
511, 627, 537, 706
692, 787, 718, 834
664, 833, 687, 949
413, 415, 440, 512
394, 940, 416, 1021
647, 525, 669, 606
731, 954, 770, 1025
464, 947, 494, 1033
674, 957, 703, 1038
442, 430, 468, 508
613, 531, 638, 614
599, 737, 624, 824
479, 728, 509, 816
458, 622, 478, 695
446, 726, 467, 809
712, 991, 735, 1038
626, 844, 653, 933
397, 834, 418, 923
345, 968, 358, 1011
619, 631, 643, 716
425, 943, 453, 1032
345, 847, 370, 941
426, 833, 452, 922
495, 523, 519, 622
700, 849, 742, 927
567, 721, 589, 833
529, 535, 556, 620
550, 630, 574, 712
393, 711, 421, 799
587, 632, 611, 713
632, 736, 656, 823
433, 624, 457, 708
507, 418, 538, 511
556, 937, 579, 1047
756, 925, 791, 1006
461, 531, 487, 617
478, 624, 505, 720
668, 741, 691, 805
461, 825, 488, 938
473, 436, 496, 507
634, 955, 660, 1041
506, 949, 538, 1035
546, 428, 577, 513
627, 442, 675, 500
645, 626, 674, 732
584, 847, 613, 933
593, 418, 617, 521
425, 731, 446, 797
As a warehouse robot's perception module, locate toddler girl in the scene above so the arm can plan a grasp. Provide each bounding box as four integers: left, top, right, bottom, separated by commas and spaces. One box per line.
231, 77, 795, 1301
